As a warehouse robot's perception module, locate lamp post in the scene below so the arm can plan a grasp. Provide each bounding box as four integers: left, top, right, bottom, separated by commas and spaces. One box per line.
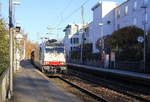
8, 0, 13, 98
141, 2, 148, 73
80, 5, 85, 64
8, 0, 21, 98
99, 23, 104, 52
99, 23, 106, 67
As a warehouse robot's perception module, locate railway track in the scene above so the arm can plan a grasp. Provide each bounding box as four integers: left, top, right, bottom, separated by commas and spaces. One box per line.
48, 75, 108, 102
67, 69, 150, 102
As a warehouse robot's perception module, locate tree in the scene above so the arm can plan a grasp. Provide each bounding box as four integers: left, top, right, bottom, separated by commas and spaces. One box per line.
25, 40, 36, 59
108, 26, 144, 61
0, 20, 9, 73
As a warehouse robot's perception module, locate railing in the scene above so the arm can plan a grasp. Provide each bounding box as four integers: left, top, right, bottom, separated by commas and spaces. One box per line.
69, 59, 104, 67
68, 59, 150, 73
0, 68, 10, 102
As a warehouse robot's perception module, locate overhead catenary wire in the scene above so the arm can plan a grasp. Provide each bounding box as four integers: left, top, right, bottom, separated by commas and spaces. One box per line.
56, 0, 90, 28
56, 0, 73, 27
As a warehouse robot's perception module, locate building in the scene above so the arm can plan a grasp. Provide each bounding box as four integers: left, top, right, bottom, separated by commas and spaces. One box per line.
64, 0, 150, 55
115, 0, 150, 31
89, 0, 150, 53
89, 1, 117, 53
63, 24, 83, 59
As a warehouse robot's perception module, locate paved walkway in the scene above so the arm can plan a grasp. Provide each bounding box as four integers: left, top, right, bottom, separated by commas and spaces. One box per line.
13, 61, 83, 102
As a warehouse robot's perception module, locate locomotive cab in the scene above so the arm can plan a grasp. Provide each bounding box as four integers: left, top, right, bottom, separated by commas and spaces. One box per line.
31, 41, 67, 74
40, 42, 66, 74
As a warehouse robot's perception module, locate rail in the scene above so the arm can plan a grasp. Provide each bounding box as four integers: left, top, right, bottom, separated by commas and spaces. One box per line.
0, 68, 10, 102
58, 76, 107, 102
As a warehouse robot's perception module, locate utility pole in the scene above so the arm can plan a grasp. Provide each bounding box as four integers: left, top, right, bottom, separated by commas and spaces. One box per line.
141, 5, 148, 73
80, 5, 85, 64
8, 0, 13, 98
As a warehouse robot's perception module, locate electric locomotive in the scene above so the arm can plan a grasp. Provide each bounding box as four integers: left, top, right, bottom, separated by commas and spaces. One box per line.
31, 40, 66, 74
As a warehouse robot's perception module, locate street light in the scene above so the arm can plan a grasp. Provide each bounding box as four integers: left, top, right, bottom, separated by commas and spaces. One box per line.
8, 0, 20, 98
12, 1, 21, 26
141, 2, 148, 72
13, 1, 21, 5
8, 0, 13, 98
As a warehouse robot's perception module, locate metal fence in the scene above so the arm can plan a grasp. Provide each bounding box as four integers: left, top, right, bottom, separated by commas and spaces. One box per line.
68, 59, 149, 73
0, 68, 10, 102
69, 59, 104, 67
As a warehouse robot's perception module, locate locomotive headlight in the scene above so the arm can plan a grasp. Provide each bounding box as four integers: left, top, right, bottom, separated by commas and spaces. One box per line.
44, 61, 49, 65
60, 62, 65, 65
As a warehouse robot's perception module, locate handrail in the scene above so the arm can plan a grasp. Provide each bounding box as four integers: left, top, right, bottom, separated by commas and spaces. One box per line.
0, 68, 10, 102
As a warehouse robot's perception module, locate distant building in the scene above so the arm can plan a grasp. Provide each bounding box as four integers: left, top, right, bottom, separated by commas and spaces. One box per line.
63, 24, 83, 59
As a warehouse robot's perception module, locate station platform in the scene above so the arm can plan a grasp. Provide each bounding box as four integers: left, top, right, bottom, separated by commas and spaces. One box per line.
67, 63, 150, 81
12, 61, 83, 102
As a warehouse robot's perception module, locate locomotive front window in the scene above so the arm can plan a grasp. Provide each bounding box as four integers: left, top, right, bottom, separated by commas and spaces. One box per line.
45, 47, 64, 53
45, 48, 55, 53
55, 48, 64, 53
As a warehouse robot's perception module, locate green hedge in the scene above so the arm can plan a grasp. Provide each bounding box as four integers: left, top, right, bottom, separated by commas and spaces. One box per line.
108, 26, 144, 61
0, 20, 9, 74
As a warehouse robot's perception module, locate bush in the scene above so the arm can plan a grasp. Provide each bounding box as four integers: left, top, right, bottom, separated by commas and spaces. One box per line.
0, 20, 9, 74
108, 26, 144, 61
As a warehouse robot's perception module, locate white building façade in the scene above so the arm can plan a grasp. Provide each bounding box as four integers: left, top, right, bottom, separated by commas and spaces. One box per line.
63, 0, 150, 55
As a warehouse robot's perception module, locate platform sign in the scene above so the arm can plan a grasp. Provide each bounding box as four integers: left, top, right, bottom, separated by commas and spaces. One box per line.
104, 54, 109, 68
111, 52, 115, 61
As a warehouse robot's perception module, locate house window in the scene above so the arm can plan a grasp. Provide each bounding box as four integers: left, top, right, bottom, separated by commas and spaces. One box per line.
71, 47, 73, 51
73, 38, 76, 44
133, 17, 137, 25
133, 1, 137, 10
76, 38, 79, 44
73, 38, 79, 44
125, 5, 128, 15
117, 9, 121, 18
117, 24, 120, 29
70, 38, 73, 44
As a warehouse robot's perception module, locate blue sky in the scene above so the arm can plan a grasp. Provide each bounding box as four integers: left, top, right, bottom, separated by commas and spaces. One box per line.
1, 0, 125, 43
